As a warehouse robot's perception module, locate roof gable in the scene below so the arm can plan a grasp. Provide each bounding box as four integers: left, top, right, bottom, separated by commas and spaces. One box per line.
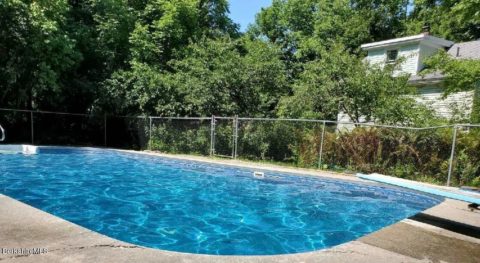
361, 34, 454, 51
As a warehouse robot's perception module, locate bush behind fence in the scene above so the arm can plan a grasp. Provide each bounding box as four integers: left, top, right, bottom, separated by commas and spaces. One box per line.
1, 109, 479, 187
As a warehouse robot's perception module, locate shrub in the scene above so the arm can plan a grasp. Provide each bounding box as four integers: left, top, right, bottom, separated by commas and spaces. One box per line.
147, 119, 480, 186
472, 86, 480, 124
149, 120, 210, 155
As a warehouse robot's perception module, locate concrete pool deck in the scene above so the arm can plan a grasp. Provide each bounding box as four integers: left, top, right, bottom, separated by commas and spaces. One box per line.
1, 151, 479, 262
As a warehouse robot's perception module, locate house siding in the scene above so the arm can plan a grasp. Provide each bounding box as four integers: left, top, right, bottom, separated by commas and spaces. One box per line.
418, 44, 440, 72
338, 36, 475, 125
366, 49, 385, 66
366, 44, 420, 76
336, 112, 372, 131
397, 44, 420, 76
415, 86, 474, 119
336, 87, 474, 127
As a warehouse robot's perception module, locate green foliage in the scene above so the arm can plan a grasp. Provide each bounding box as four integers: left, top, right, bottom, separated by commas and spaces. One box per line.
253, 0, 408, 53
423, 51, 480, 94
451, 0, 480, 41
128, 0, 237, 66
96, 1, 288, 117
407, 0, 480, 42
130, 0, 199, 66
168, 37, 288, 116
90, 0, 137, 71
231, 123, 479, 186
2, 0, 478, 118
0, 0, 81, 109
99, 62, 184, 115
100, 36, 287, 117
278, 44, 433, 125
150, 121, 210, 155
472, 87, 480, 124
237, 121, 300, 163
312, 0, 372, 51
454, 129, 480, 186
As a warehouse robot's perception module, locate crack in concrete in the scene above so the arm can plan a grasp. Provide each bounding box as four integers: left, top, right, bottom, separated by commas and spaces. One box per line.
323, 250, 367, 256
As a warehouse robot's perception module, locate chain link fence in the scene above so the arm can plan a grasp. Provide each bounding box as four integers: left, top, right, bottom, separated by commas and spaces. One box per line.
1, 108, 479, 187
106, 116, 149, 150
450, 125, 480, 187
236, 118, 324, 167
211, 117, 235, 158
149, 117, 211, 155
33, 112, 105, 146
322, 124, 455, 185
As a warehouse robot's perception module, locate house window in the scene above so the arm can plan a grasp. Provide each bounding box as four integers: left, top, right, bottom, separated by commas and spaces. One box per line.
386, 49, 398, 63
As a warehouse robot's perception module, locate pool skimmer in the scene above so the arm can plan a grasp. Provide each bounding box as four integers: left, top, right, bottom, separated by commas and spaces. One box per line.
253, 171, 265, 179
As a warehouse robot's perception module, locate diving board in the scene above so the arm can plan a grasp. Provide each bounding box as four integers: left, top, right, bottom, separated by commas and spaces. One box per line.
357, 173, 480, 205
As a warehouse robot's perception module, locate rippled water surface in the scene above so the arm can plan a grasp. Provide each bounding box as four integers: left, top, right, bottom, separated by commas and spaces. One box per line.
0, 147, 442, 255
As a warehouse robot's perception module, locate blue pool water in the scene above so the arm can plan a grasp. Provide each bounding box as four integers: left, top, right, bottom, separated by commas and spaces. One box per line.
0, 147, 442, 255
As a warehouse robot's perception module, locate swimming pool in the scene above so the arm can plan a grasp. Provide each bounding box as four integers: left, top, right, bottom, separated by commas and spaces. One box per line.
0, 147, 442, 255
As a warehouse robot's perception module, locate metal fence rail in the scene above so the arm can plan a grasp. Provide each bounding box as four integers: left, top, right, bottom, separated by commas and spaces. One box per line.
1, 108, 478, 187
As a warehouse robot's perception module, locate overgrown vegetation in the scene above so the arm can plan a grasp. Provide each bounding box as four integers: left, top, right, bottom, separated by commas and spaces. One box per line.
145, 120, 480, 186
2, 0, 479, 118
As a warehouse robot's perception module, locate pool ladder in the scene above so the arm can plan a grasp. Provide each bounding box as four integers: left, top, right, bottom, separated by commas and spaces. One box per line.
0, 124, 5, 142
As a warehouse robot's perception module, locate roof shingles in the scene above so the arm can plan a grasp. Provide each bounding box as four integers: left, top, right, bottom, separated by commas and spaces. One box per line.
409, 40, 479, 84
447, 40, 480, 59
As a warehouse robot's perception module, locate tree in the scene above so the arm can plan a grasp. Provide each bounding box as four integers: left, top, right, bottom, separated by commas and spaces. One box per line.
166, 37, 288, 116
2, 0, 476, 122
101, 36, 288, 117
98, 0, 244, 116
423, 51, 480, 94
252, 0, 409, 54
90, 0, 137, 73
129, 0, 202, 67
407, 0, 480, 42
98, 62, 183, 115
129, 0, 238, 67
451, 0, 480, 40
278, 44, 432, 125
197, 0, 239, 38
0, 0, 80, 110
250, 0, 410, 86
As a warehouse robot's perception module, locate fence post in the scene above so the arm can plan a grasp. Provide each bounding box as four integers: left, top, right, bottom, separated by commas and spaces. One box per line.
447, 125, 458, 187
30, 111, 34, 144
104, 113, 107, 147
148, 117, 152, 151
317, 121, 326, 169
210, 115, 216, 156
233, 115, 239, 159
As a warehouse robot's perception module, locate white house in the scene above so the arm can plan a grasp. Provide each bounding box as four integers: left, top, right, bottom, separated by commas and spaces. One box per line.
338, 33, 479, 124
